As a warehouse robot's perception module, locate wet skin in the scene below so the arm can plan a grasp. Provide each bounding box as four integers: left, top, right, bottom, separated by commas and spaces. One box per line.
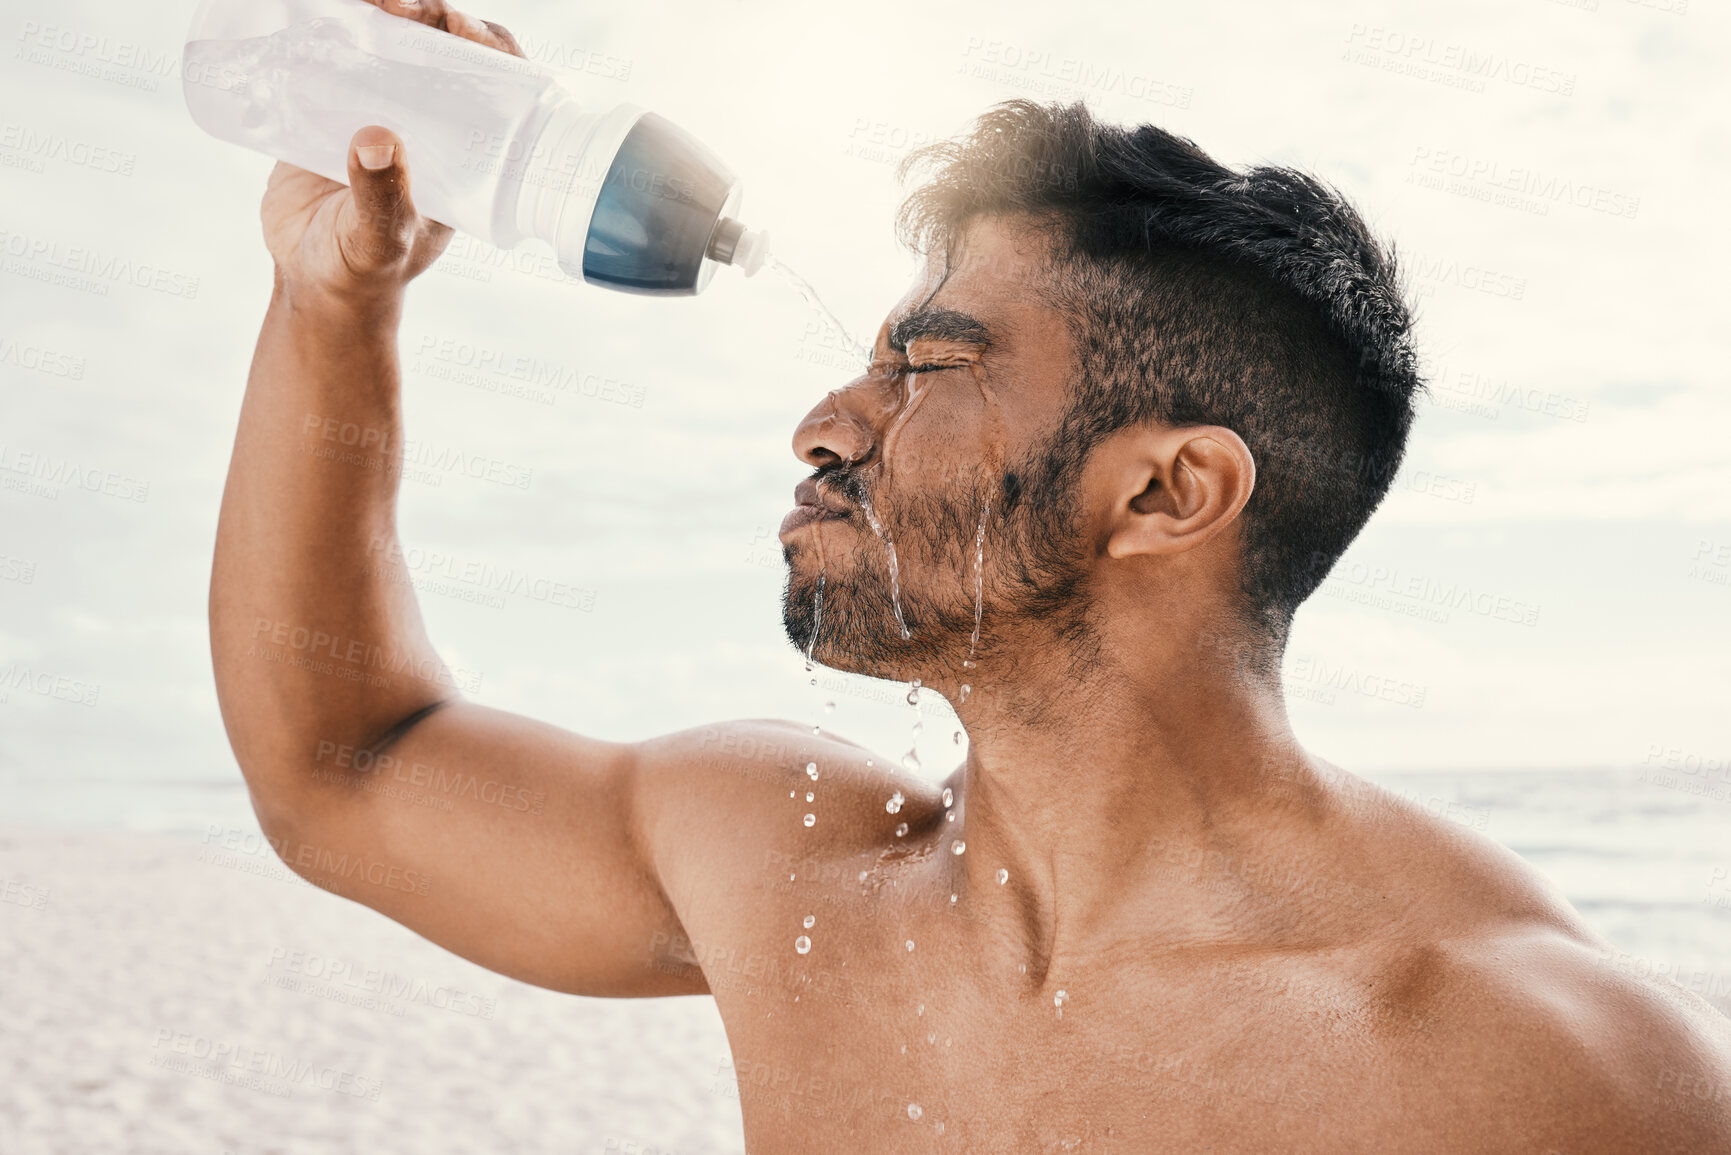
209, 3, 1731, 1151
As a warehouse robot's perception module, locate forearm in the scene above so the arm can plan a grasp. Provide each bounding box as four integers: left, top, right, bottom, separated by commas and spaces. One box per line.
211, 280, 453, 803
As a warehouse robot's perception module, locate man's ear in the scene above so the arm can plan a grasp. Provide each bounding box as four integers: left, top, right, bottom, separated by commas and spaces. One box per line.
1100, 424, 1256, 560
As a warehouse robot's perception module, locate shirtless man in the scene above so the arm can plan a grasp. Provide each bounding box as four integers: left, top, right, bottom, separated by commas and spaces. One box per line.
209, 3, 1731, 1150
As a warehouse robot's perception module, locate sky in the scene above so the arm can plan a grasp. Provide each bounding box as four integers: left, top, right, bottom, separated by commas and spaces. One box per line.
2, 0, 1728, 831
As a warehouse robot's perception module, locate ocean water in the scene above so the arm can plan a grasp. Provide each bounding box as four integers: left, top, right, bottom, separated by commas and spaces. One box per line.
5, 767, 1727, 1011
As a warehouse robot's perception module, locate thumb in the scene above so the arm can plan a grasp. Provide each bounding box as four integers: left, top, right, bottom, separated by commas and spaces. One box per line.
337, 126, 421, 275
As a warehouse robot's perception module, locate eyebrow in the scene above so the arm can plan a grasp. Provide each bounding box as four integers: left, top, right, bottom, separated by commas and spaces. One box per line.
888, 308, 993, 355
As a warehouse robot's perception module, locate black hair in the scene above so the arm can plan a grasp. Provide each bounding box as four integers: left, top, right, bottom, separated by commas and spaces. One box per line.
897, 100, 1423, 646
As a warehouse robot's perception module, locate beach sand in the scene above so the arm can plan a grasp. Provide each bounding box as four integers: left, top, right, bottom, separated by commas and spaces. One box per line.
0, 825, 745, 1155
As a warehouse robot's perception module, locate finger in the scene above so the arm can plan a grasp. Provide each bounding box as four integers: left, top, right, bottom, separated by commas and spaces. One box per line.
364, 0, 451, 31
338, 126, 420, 274
445, 9, 525, 58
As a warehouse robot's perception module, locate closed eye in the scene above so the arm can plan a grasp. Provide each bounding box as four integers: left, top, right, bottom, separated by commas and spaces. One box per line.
908, 364, 962, 374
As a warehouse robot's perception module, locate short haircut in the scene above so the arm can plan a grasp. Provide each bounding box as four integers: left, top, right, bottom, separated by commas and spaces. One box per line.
897, 100, 1423, 644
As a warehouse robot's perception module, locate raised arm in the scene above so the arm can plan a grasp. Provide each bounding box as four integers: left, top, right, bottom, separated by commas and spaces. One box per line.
207, 2, 702, 996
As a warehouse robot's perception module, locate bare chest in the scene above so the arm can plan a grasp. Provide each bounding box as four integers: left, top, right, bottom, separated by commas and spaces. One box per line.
705, 940, 1437, 1154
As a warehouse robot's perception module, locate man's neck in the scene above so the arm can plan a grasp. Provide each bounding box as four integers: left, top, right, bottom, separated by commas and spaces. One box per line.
937, 634, 1336, 982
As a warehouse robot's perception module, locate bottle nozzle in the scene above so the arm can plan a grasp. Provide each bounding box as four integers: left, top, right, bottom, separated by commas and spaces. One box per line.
707, 216, 769, 277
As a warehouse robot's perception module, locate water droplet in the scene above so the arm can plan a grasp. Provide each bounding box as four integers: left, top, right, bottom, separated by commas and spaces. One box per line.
902, 749, 921, 772
789, 791, 795, 798
895, 822, 908, 837
917, 1003, 925, 1015
794, 935, 811, 955
866, 759, 874, 768
806, 762, 819, 780
805, 791, 815, 803
803, 813, 816, 827
886, 791, 904, 814
947, 812, 955, 822
809, 677, 817, 686
937, 1122, 945, 1136
804, 574, 825, 668
996, 868, 1009, 885
860, 493, 911, 640
953, 730, 963, 745
823, 701, 836, 714
905, 940, 915, 951
803, 914, 816, 928
927, 1031, 936, 1044
907, 1103, 923, 1121
768, 257, 872, 365
811, 724, 820, 734
912, 719, 924, 735
951, 840, 966, 855
962, 659, 976, 670
858, 870, 869, 882
941, 787, 953, 808
967, 502, 989, 661
959, 684, 971, 703
949, 893, 958, 904
906, 683, 922, 706
1054, 989, 1067, 1018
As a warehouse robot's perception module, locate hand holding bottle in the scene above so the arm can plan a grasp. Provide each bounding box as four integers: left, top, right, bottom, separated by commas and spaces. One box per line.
258, 0, 525, 309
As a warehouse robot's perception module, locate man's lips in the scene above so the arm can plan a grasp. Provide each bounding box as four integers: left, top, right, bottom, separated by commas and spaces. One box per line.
779, 478, 854, 538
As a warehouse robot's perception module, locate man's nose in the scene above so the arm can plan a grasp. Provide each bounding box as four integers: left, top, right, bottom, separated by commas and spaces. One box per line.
791, 380, 891, 469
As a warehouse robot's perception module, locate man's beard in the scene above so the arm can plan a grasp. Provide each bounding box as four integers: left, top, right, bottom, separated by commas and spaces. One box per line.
780, 450, 1092, 681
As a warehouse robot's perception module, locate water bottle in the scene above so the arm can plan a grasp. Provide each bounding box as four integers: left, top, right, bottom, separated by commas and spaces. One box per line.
182, 0, 768, 295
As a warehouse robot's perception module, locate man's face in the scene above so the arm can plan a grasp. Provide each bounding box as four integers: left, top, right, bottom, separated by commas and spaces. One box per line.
778, 218, 1086, 683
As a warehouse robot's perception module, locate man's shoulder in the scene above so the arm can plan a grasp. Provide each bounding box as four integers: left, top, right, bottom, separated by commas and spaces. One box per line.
1395, 922, 1731, 1153
631, 718, 943, 853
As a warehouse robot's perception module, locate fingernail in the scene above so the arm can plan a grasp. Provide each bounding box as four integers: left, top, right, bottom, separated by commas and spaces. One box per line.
356, 144, 395, 171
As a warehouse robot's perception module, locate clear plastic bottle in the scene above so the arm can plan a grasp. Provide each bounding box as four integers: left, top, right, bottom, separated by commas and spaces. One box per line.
183, 0, 766, 294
